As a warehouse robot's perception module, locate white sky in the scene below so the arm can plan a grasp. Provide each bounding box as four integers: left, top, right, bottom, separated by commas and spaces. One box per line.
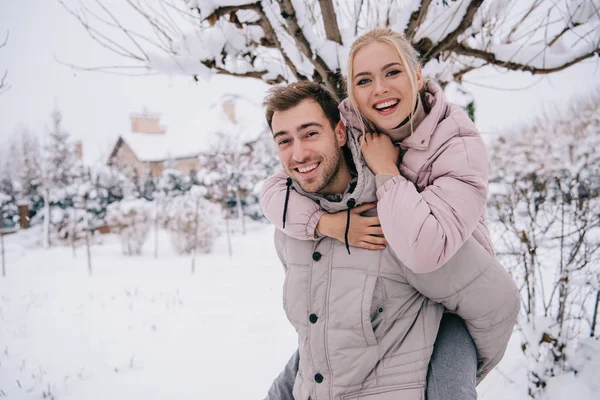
0, 0, 598, 164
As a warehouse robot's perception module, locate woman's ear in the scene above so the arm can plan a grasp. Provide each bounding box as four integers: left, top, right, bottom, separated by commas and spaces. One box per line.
416, 67, 424, 91
336, 120, 347, 147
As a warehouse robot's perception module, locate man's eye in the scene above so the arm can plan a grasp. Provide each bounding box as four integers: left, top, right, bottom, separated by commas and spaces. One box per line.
307, 131, 318, 137
278, 139, 290, 146
356, 78, 371, 86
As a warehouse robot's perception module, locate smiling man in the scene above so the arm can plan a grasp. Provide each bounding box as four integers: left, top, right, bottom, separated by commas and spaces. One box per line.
261, 82, 519, 400
268, 89, 350, 196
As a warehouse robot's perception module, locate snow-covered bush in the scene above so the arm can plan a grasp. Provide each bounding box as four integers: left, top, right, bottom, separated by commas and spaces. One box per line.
105, 199, 152, 256
488, 90, 600, 398
166, 187, 221, 255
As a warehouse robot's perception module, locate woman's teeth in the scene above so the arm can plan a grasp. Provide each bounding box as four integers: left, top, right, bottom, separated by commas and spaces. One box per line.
298, 164, 318, 173
375, 99, 399, 110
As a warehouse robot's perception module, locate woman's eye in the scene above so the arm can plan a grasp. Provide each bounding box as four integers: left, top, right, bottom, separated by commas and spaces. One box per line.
386, 69, 401, 77
356, 78, 371, 86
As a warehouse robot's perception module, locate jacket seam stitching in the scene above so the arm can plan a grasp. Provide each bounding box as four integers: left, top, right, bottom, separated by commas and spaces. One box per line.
429, 262, 492, 301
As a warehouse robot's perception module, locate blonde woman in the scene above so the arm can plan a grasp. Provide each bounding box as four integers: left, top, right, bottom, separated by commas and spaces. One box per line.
261, 28, 518, 399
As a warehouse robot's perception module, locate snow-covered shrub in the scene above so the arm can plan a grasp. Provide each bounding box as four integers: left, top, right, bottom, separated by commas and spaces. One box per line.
105, 199, 152, 256
488, 90, 600, 398
166, 187, 221, 255
157, 168, 191, 198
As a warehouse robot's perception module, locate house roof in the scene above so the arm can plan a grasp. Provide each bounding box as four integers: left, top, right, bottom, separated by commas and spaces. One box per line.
111, 95, 268, 163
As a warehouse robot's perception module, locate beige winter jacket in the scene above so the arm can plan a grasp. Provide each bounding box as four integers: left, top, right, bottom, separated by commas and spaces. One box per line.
273, 123, 520, 400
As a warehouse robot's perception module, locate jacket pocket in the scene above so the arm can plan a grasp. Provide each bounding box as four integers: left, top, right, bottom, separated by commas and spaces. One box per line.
361, 275, 378, 346
342, 383, 423, 400
283, 264, 310, 327
292, 370, 311, 400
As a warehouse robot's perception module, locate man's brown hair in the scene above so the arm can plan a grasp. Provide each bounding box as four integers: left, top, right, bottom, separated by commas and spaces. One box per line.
264, 82, 341, 130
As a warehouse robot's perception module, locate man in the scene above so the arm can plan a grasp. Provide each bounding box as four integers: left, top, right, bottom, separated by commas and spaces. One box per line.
261, 82, 519, 400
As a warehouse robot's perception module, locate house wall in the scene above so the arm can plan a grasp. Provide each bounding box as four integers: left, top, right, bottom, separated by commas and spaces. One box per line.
174, 157, 201, 175
111, 142, 151, 177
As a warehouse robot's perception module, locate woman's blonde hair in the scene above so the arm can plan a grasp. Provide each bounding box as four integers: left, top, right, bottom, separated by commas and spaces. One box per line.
346, 28, 422, 134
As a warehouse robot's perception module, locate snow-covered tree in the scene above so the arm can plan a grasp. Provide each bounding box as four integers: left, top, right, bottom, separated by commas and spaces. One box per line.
488, 90, 600, 398
39, 109, 83, 247
62, 0, 600, 100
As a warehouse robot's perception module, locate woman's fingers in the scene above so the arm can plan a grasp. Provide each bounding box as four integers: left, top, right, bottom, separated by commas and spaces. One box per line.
363, 235, 387, 245
352, 202, 377, 214
366, 226, 384, 236
356, 241, 386, 250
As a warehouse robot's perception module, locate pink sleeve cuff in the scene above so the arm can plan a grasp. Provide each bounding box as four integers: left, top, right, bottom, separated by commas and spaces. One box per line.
306, 209, 326, 240
376, 175, 407, 200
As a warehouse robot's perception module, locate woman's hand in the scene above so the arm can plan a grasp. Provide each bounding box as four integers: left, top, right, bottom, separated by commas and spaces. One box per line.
316, 203, 387, 250
360, 132, 400, 175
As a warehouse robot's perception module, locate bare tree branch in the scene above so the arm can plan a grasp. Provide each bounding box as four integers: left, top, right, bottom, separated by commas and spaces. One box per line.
278, 0, 344, 99
455, 43, 599, 75
405, 0, 431, 40
422, 0, 485, 63
318, 0, 342, 44
0, 31, 9, 95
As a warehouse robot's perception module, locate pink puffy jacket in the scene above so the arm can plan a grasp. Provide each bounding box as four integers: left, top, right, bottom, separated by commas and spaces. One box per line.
261, 80, 495, 273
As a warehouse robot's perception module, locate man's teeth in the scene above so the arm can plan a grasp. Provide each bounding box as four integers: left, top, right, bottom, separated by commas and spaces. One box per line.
298, 164, 318, 173
375, 100, 399, 110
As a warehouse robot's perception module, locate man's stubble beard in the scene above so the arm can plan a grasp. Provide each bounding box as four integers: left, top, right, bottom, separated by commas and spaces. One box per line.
297, 149, 344, 195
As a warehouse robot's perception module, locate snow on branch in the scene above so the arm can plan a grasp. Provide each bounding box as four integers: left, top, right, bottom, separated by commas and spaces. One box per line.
62, 0, 600, 100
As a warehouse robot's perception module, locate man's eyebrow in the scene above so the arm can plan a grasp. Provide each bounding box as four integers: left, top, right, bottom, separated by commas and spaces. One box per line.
353, 62, 402, 79
272, 122, 323, 139
273, 130, 287, 139
298, 122, 323, 131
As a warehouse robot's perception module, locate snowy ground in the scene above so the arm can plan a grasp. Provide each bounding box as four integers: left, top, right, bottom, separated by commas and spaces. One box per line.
0, 222, 591, 399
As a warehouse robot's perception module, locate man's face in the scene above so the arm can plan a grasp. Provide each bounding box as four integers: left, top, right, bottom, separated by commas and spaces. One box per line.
271, 99, 347, 195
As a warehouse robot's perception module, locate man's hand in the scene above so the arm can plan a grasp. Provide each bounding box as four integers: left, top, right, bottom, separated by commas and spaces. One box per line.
316, 203, 387, 250
359, 132, 400, 175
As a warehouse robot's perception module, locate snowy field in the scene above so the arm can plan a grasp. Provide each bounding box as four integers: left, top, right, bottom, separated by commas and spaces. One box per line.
0, 222, 593, 399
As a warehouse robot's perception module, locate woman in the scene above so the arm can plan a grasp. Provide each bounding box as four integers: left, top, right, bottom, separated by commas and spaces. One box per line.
261, 28, 517, 398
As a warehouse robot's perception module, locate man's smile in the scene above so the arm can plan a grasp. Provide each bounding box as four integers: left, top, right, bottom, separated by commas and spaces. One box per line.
294, 162, 320, 179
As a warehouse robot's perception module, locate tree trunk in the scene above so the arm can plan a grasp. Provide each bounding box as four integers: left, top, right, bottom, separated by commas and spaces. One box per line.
1, 219, 6, 277
153, 200, 159, 259
83, 196, 92, 275
43, 187, 51, 248
71, 208, 77, 258
191, 195, 200, 274
235, 187, 245, 235
225, 212, 232, 258
591, 287, 600, 338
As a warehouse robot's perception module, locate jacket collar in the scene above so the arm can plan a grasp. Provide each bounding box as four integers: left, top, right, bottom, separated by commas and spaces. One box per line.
399, 80, 446, 151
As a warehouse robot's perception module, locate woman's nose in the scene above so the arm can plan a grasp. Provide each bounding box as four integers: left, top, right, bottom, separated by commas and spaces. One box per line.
373, 77, 389, 96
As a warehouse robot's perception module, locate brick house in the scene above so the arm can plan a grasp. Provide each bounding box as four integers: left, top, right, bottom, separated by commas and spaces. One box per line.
107, 97, 256, 178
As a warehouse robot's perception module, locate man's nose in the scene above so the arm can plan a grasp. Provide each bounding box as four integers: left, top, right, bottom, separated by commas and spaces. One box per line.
292, 141, 310, 162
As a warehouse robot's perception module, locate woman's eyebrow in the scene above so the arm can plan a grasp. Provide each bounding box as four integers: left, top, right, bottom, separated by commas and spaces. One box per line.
381, 62, 402, 70
354, 62, 402, 79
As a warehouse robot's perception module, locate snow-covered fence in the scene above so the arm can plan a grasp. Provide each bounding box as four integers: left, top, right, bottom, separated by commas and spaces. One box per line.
488, 91, 600, 398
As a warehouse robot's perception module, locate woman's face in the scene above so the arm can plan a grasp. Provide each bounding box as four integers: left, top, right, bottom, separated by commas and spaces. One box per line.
351, 41, 422, 131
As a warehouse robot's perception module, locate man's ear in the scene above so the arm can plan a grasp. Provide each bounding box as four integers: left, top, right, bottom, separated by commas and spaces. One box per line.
336, 120, 347, 147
